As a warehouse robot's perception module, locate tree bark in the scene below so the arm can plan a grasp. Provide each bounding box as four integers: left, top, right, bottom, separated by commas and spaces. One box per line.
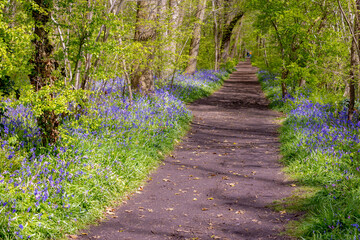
229, 21, 242, 59
281, 68, 288, 98
29, 0, 57, 91
132, 0, 158, 94
212, 0, 220, 70
28, 0, 59, 145
220, 11, 244, 63
184, 0, 207, 75
349, 2, 360, 121
166, 0, 183, 76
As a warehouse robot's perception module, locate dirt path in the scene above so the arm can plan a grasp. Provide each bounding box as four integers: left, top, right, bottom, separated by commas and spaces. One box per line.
78, 61, 295, 240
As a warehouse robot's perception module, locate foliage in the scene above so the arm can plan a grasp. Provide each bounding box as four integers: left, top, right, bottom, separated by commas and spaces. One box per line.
260, 71, 360, 239
0, 70, 226, 239
248, 0, 350, 96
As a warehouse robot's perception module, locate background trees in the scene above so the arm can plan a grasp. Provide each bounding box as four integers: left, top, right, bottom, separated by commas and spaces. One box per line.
247, 0, 360, 121
0, 0, 245, 144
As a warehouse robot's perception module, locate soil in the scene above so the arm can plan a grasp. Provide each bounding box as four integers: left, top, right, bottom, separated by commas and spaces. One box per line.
77, 61, 297, 240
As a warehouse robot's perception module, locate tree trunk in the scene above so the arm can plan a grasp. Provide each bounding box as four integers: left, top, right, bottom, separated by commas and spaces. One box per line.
281, 68, 288, 98
298, 78, 306, 87
28, 0, 60, 145
165, 0, 183, 76
220, 11, 244, 64
212, 0, 220, 70
262, 38, 269, 68
349, 32, 358, 121
184, 0, 207, 75
132, 0, 157, 94
348, 0, 360, 121
29, 0, 57, 91
229, 22, 242, 59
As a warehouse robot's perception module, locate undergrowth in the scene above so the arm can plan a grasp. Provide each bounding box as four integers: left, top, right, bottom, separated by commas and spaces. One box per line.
0, 70, 228, 239
259, 71, 360, 240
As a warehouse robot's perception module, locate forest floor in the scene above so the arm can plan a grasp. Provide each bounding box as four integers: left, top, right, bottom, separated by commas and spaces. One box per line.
77, 61, 298, 240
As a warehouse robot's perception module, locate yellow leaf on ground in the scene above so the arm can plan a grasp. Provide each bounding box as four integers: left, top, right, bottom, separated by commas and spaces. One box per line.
235, 210, 245, 214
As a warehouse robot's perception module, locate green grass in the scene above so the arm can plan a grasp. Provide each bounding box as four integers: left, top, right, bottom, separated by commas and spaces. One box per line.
0, 70, 229, 239
259, 71, 360, 240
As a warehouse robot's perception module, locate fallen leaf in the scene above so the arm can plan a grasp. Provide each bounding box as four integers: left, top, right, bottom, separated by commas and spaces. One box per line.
175, 193, 180, 195
147, 209, 153, 212
81, 233, 88, 235
291, 184, 296, 187
193, 177, 200, 180
163, 178, 171, 182
222, 176, 229, 180
165, 208, 174, 211
235, 210, 245, 214
280, 210, 286, 215
106, 208, 115, 215
193, 198, 197, 201
217, 214, 223, 218
211, 235, 221, 239
207, 197, 214, 200
124, 210, 132, 213
252, 219, 258, 222
226, 183, 236, 187
202, 208, 208, 211
68, 235, 78, 239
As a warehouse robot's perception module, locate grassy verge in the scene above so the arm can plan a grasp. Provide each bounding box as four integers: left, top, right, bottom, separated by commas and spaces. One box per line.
0, 70, 228, 239
259, 71, 360, 240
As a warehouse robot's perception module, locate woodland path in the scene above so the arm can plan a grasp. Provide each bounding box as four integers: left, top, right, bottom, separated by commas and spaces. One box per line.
78, 61, 296, 240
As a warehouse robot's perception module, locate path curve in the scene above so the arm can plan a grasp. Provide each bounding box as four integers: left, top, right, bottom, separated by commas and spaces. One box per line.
78, 61, 295, 240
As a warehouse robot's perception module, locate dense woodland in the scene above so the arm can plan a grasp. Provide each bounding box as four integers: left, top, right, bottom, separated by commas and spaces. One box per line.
2, 0, 360, 239
0, 0, 244, 238
248, 0, 360, 117
0, 0, 245, 145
